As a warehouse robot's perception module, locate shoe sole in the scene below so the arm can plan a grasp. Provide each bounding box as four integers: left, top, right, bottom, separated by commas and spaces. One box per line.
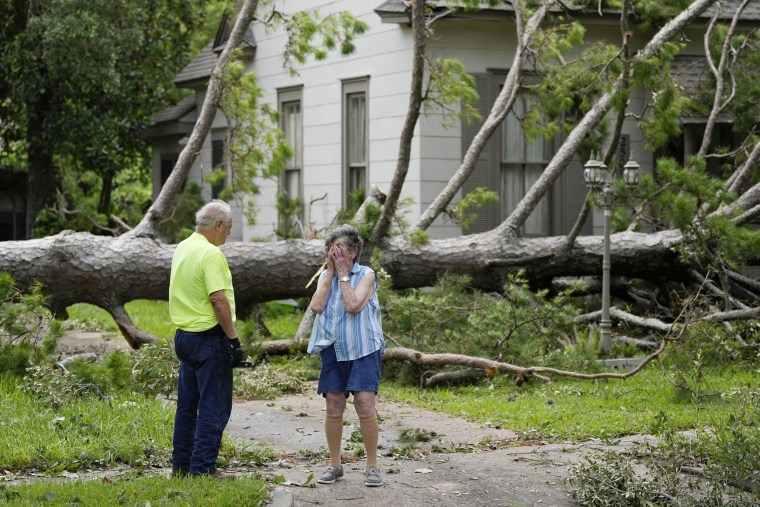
365, 480, 383, 487
317, 478, 338, 484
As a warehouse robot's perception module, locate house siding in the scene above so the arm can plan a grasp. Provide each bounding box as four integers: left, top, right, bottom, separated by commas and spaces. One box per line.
240, 0, 415, 240
147, 2, 741, 242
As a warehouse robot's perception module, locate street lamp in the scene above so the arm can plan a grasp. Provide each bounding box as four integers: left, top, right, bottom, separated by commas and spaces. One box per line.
583, 151, 639, 354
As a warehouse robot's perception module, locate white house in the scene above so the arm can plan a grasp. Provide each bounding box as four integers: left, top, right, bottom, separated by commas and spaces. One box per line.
144, 0, 759, 242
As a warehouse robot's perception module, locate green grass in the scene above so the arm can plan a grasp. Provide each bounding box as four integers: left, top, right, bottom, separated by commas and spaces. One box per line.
0, 372, 273, 506
0, 474, 269, 506
67, 300, 176, 339
0, 375, 174, 470
66, 300, 303, 341
382, 366, 760, 441
264, 312, 301, 338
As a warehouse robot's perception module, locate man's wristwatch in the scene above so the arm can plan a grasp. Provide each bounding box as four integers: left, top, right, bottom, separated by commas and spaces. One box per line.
339, 276, 350, 283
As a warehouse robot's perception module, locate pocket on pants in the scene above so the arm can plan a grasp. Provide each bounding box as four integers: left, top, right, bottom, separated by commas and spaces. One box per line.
213, 336, 232, 366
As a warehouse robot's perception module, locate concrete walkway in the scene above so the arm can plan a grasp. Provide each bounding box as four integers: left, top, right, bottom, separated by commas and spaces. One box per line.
226, 388, 655, 507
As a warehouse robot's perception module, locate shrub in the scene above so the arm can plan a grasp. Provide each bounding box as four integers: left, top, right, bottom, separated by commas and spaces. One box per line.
20, 365, 106, 408
567, 388, 760, 506
382, 272, 579, 364
0, 273, 61, 376
131, 338, 179, 397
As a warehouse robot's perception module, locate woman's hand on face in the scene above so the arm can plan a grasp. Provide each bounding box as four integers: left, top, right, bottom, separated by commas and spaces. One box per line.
330, 245, 352, 276
324, 246, 336, 273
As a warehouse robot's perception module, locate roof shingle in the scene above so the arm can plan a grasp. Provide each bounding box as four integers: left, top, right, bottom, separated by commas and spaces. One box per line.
174, 42, 217, 88
374, 0, 760, 22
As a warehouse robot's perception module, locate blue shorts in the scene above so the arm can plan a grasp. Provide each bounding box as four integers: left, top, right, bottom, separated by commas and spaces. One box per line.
317, 344, 382, 397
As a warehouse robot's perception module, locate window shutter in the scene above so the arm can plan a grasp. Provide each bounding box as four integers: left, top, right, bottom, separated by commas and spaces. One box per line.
553, 156, 591, 235
461, 74, 497, 234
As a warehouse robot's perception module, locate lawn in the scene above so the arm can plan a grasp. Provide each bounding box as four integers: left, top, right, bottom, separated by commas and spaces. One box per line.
383, 366, 760, 441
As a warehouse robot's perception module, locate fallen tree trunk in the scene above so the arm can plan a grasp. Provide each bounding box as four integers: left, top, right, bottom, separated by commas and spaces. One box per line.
0, 228, 691, 347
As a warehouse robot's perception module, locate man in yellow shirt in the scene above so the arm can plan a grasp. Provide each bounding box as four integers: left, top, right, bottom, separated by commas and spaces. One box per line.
169, 200, 243, 477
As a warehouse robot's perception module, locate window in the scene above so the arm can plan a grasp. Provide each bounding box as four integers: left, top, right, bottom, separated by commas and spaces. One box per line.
500, 91, 551, 236
160, 153, 179, 190
211, 138, 226, 199
343, 79, 368, 205
278, 88, 303, 236
462, 73, 587, 236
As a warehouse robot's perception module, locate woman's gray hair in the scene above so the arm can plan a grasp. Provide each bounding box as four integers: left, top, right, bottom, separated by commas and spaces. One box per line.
325, 224, 363, 261
196, 200, 232, 230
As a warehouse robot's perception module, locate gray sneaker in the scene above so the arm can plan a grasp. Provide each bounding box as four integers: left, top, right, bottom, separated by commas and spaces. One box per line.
364, 467, 383, 487
317, 465, 344, 484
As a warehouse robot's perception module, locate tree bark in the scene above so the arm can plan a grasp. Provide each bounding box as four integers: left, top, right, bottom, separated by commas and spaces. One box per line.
498, 0, 717, 238
26, 89, 56, 237
128, 0, 259, 239
413, 0, 550, 232
382, 346, 552, 382
0, 227, 694, 347
369, 0, 425, 243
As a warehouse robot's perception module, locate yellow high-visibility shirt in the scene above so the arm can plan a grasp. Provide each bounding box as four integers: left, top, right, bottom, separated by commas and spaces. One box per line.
169, 232, 235, 331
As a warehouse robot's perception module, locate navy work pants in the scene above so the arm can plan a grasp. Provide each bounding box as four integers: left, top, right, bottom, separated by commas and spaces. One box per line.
172, 327, 233, 475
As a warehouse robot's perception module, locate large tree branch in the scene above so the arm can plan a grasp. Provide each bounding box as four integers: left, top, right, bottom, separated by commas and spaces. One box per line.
383, 336, 670, 384
0, 228, 695, 347
575, 307, 673, 333
727, 137, 760, 195
698, 0, 749, 158
714, 177, 760, 221
381, 346, 552, 382
412, 0, 551, 232
128, 0, 260, 239
497, 0, 718, 239
369, 0, 425, 244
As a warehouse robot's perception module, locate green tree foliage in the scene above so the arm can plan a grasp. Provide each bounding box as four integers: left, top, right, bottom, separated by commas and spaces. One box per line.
0, 0, 203, 235
279, 10, 368, 73
0, 273, 60, 376
382, 272, 579, 363
425, 58, 481, 127
527, 20, 615, 153
218, 52, 291, 226
630, 157, 760, 269
446, 187, 499, 231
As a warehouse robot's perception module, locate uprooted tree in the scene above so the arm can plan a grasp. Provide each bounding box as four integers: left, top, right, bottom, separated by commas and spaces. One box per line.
1, 0, 760, 382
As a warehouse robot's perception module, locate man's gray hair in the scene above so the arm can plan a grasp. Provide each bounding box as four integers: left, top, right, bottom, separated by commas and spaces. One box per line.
325, 224, 363, 261
196, 200, 232, 230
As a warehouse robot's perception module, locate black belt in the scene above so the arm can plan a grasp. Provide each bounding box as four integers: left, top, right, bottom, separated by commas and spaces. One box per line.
185, 324, 223, 336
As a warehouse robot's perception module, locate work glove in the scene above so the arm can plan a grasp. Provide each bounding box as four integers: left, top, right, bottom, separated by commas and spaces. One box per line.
229, 338, 244, 368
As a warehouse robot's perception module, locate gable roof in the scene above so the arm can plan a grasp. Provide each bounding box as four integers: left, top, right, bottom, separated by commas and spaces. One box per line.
151, 95, 196, 124
174, 42, 217, 88
143, 95, 197, 139
174, 10, 256, 89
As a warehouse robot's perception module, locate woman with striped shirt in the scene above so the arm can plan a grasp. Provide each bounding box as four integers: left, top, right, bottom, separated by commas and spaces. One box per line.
307, 225, 386, 487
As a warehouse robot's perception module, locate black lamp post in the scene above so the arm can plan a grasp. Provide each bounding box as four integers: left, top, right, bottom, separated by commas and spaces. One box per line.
583, 152, 639, 353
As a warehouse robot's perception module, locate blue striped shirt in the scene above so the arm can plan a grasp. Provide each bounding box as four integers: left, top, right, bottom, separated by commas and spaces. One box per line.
307, 262, 385, 361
